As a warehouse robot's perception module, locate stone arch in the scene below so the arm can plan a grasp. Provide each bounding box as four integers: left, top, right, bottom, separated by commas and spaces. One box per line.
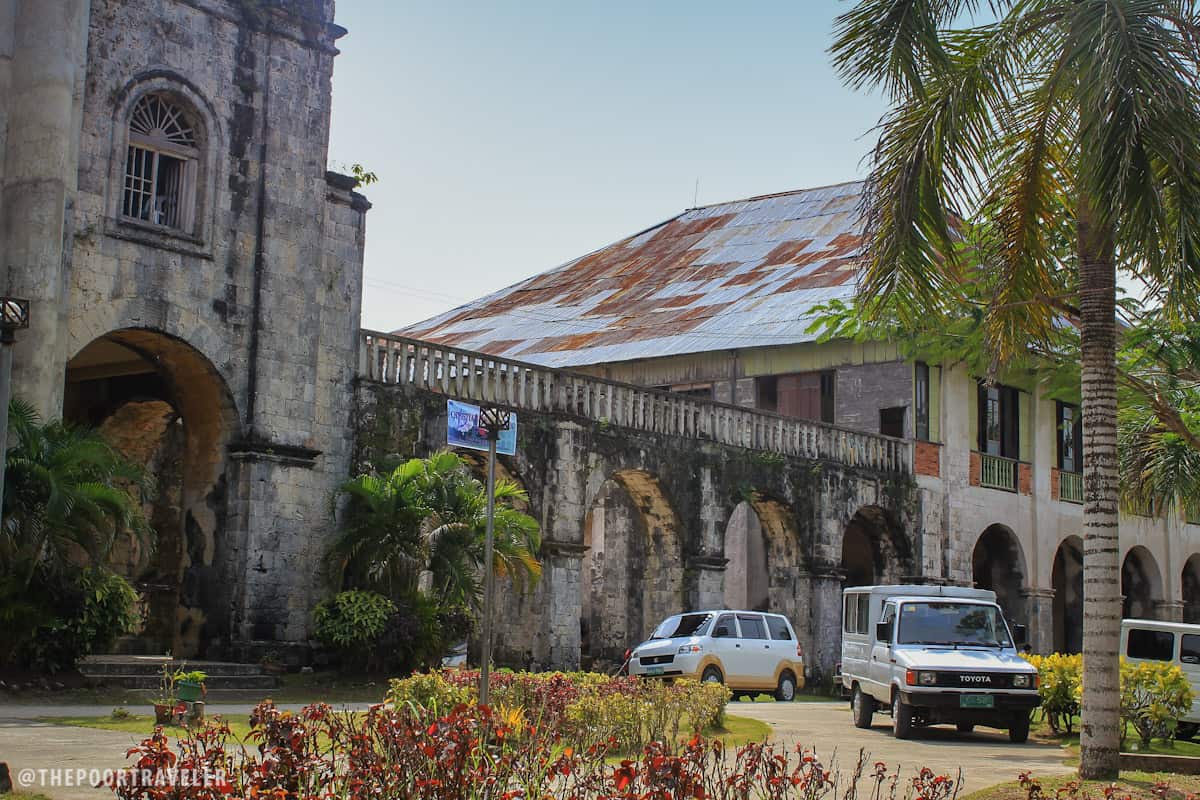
840, 505, 912, 587
1123, 545, 1165, 620
580, 468, 684, 668
1183, 555, 1200, 624
723, 493, 805, 617
64, 328, 240, 657
972, 524, 1029, 626
1051, 536, 1084, 654
723, 501, 768, 611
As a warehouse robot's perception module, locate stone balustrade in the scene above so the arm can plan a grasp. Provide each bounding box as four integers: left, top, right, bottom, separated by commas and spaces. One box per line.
359, 330, 912, 474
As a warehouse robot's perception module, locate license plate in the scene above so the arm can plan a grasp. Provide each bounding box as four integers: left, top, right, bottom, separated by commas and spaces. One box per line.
960, 694, 994, 708
646, 666, 664, 676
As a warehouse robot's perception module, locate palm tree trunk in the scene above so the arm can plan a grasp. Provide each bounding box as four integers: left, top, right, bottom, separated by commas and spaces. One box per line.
1077, 197, 1121, 780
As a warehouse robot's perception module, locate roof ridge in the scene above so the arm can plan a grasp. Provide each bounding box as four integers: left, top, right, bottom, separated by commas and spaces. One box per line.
684, 178, 866, 211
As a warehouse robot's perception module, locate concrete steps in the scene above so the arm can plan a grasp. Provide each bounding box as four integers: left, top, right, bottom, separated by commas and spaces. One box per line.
78, 655, 279, 693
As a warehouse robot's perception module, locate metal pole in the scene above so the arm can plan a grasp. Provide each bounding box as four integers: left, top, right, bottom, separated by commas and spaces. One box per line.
478, 435, 498, 706
0, 336, 14, 528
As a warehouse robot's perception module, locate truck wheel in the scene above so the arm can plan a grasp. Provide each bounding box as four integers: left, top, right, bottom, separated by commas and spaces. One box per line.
701, 666, 724, 685
775, 671, 797, 702
1009, 712, 1031, 744
852, 686, 874, 729
956, 723, 975, 734
892, 691, 914, 739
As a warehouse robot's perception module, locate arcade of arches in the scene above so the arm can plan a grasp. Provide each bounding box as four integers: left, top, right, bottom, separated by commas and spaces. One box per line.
64, 329, 238, 657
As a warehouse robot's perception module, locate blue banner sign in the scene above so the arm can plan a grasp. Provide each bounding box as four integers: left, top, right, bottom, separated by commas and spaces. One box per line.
447, 399, 517, 456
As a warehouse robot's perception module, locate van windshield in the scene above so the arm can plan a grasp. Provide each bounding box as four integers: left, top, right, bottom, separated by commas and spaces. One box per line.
897, 602, 1011, 647
651, 613, 712, 640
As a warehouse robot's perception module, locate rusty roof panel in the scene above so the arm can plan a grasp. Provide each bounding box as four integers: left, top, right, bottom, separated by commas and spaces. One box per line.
398, 181, 868, 367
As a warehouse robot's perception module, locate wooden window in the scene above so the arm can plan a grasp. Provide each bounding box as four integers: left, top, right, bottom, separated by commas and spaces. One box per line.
759, 371, 835, 423
122, 94, 198, 232
1056, 402, 1083, 473
977, 382, 1020, 459
880, 406, 906, 438
914, 361, 930, 440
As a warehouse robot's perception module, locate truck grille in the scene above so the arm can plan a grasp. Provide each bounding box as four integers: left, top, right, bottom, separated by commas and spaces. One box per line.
640, 655, 674, 666
934, 672, 1021, 688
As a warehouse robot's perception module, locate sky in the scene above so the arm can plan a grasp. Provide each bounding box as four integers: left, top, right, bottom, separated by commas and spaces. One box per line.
326, 1, 890, 332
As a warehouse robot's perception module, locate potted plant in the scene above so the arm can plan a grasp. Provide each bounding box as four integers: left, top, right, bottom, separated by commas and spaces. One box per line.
152, 664, 180, 724
174, 669, 207, 702
259, 651, 286, 675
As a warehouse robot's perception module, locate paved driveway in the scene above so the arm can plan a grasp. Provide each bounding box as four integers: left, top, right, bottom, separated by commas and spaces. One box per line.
729, 700, 1074, 793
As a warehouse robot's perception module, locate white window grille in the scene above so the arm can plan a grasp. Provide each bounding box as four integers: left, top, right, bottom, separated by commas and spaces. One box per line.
122, 94, 198, 232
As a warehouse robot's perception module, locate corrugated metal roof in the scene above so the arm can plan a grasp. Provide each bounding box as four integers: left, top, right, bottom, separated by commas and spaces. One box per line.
400, 180, 866, 367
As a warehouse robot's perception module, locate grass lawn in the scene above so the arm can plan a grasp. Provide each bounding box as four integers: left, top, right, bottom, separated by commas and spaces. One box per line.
37, 711, 770, 750
731, 692, 841, 704
36, 713, 260, 742
703, 713, 772, 746
1029, 713, 1200, 762
961, 772, 1200, 800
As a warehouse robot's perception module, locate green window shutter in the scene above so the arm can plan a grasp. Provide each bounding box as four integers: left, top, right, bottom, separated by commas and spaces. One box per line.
1019, 392, 1032, 461
930, 366, 941, 442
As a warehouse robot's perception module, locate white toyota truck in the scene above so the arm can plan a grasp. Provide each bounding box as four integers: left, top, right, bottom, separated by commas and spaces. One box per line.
839, 585, 1041, 742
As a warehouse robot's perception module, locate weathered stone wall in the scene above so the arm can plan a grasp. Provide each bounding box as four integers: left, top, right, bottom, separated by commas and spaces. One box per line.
3, 0, 367, 658
354, 380, 924, 679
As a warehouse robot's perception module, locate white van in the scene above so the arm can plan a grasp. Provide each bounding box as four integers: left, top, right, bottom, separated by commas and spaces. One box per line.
1120, 618, 1200, 739
840, 585, 1040, 742
628, 610, 806, 700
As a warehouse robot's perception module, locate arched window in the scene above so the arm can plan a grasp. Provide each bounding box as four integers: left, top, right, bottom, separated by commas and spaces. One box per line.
122, 93, 199, 231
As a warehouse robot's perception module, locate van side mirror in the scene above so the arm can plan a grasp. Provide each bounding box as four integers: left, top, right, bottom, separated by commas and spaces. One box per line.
714, 625, 731, 638
1012, 624, 1028, 646
875, 621, 892, 643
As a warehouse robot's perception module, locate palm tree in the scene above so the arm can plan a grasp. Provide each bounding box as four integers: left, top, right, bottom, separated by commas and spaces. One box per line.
330, 449, 541, 609
833, 0, 1200, 778
1118, 317, 1200, 520
1, 398, 150, 587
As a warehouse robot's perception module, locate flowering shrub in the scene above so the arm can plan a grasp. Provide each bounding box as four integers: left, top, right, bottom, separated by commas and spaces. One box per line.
108, 700, 959, 800
387, 669, 730, 750
1025, 653, 1195, 745
1023, 653, 1082, 734
1120, 659, 1194, 747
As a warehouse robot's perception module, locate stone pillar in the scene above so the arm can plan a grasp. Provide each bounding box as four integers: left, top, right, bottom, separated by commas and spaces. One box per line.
2, 0, 91, 417
809, 564, 846, 683
541, 540, 586, 671
1156, 600, 1185, 622
1021, 587, 1055, 654
688, 554, 726, 611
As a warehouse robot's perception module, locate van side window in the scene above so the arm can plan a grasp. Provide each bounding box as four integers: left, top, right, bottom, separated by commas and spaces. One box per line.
767, 616, 792, 640
713, 614, 736, 638
1127, 628, 1174, 661
844, 595, 858, 633
857, 596, 870, 633
1182, 635, 1200, 664
738, 614, 767, 639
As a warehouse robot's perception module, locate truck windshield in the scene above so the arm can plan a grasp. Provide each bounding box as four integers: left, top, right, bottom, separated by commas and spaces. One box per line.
651, 613, 712, 640
897, 602, 1012, 647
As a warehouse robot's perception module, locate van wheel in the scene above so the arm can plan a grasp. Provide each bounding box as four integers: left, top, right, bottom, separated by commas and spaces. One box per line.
775, 671, 797, 702
852, 686, 874, 729
956, 723, 975, 734
1009, 712, 1031, 744
701, 666, 724, 685
892, 691, 914, 739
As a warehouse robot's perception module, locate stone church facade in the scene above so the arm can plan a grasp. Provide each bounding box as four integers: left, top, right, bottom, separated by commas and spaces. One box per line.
0, 0, 367, 660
